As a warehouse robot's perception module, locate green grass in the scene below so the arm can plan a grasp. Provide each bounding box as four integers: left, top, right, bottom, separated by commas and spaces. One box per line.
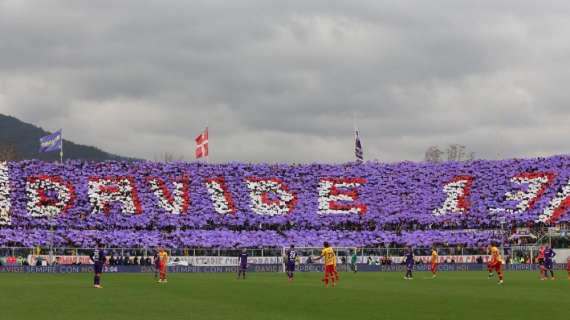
0, 271, 568, 320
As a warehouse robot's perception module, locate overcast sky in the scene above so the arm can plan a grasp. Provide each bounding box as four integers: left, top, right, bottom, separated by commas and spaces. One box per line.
1, 0, 569, 163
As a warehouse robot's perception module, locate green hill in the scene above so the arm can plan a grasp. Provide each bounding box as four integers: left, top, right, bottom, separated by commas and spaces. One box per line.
0, 113, 134, 161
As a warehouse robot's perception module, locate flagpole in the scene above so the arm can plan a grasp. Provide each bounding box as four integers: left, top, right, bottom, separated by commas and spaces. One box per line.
206, 111, 209, 164
206, 129, 209, 164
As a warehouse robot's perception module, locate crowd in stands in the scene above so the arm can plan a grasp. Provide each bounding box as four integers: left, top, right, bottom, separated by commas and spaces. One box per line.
107, 256, 153, 266
1, 158, 570, 249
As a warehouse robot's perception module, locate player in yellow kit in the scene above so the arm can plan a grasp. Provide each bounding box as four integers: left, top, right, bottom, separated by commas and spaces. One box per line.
314, 242, 337, 288
158, 247, 169, 283
430, 248, 438, 279
487, 244, 504, 285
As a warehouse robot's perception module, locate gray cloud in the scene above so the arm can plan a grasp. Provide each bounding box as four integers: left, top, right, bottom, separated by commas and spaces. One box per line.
1, 0, 569, 163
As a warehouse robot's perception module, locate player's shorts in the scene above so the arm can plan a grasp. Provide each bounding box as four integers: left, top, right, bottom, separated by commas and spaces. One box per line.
94, 262, 103, 274
544, 261, 553, 270
239, 265, 247, 271
324, 264, 335, 278
431, 263, 438, 273
286, 262, 295, 272
406, 264, 414, 270
489, 261, 502, 272
159, 263, 167, 272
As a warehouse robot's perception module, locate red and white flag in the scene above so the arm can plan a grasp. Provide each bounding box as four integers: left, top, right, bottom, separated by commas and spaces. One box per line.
195, 128, 209, 159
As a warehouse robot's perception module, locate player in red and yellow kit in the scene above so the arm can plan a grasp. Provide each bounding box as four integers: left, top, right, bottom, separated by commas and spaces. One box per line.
537, 246, 546, 280
314, 242, 337, 288
430, 248, 438, 279
158, 248, 169, 283
487, 244, 504, 285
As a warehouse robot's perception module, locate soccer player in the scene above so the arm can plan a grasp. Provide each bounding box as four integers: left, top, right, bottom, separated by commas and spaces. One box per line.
333, 251, 339, 281
237, 249, 248, 280
285, 245, 297, 281
537, 246, 546, 280
404, 248, 414, 280
158, 248, 169, 283
544, 246, 556, 280
153, 249, 160, 280
430, 247, 438, 279
90, 243, 106, 289
487, 244, 504, 285
350, 250, 358, 273
314, 242, 337, 288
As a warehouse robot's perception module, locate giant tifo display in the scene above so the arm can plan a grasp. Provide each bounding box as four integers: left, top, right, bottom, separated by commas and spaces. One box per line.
0, 156, 569, 248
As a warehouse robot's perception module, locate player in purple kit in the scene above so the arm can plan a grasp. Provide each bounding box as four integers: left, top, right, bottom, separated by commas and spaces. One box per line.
543, 246, 556, 280
153, 249, 160, 280
89, 242, 106, 289
285, 245, 297, 282
237, 249, 248, 280
404, 248, 414, 280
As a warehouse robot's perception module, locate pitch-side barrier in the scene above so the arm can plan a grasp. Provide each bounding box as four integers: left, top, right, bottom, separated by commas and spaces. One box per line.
0, 263, 567, 273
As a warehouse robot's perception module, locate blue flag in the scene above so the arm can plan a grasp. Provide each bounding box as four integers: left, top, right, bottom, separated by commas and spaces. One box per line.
355, 130, 363, 163
39, 130, 62, 153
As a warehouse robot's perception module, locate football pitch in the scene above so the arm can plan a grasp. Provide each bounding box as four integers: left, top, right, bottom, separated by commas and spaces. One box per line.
1, 271, 568, 320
